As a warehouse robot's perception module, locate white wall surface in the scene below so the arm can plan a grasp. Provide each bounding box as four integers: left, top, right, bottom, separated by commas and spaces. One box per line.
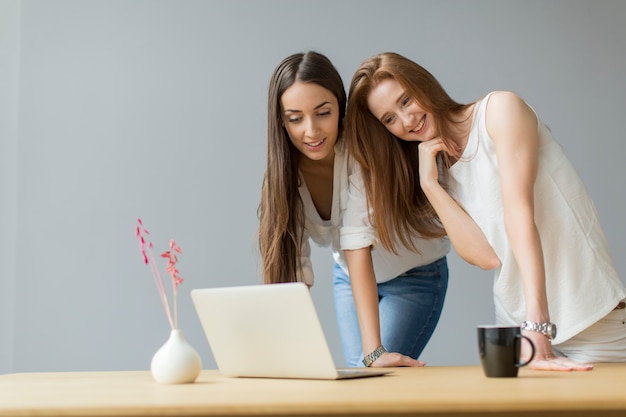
1, 0, 625, 373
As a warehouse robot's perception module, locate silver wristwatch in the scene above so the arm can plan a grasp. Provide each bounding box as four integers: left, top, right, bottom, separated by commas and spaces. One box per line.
362, 345, 387, 367
521, 320, 557, 340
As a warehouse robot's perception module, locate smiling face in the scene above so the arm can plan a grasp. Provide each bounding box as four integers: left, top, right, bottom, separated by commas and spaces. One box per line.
281, 81, 340, 163
367, 78, 435, 142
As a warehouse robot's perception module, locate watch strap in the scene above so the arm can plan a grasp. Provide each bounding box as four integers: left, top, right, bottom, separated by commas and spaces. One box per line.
362, 345, 387, 367
521, 320, 556, 340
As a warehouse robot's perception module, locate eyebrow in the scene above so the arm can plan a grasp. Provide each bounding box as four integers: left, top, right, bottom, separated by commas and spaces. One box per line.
284, 101, 331, 113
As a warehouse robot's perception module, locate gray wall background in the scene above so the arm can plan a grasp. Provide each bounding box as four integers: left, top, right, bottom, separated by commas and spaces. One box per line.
1, 0, 625, 374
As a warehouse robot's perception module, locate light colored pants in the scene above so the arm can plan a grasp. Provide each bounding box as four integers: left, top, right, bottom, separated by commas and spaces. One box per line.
553, 300, 626, 363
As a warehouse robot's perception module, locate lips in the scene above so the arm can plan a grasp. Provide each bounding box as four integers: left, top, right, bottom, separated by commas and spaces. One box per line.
410, 115, 426, 134
305, 138, 326, 148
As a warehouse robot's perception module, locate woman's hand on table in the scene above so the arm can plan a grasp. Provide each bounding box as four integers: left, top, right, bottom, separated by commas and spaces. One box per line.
522, 330, 593, 371
370, 352, 426, 367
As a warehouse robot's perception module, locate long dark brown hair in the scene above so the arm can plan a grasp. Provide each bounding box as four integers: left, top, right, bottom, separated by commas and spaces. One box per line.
344, 52, 471, 253
258, 51, 346, 284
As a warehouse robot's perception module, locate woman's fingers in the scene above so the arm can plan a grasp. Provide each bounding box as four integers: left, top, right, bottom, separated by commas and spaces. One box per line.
371, 352, 426, 368
418, 139, 444, 184
522, 332, 594, 371
530, 356, 593, 371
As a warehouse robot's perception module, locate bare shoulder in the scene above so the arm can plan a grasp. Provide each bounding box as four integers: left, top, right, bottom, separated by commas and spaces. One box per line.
484, 91, 537, 137
485, 91, 529, 113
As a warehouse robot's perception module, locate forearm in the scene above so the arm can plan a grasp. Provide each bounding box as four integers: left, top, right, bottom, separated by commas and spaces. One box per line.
504, 214, 550, 322
344, 247, 382, 354
422, 179, 500, 270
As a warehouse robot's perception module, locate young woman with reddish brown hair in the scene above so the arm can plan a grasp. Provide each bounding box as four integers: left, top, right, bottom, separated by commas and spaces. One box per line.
345, 51, 626, 370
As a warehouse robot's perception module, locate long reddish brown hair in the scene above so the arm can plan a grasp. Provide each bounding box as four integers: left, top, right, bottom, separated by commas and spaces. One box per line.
344, 52, 471, 253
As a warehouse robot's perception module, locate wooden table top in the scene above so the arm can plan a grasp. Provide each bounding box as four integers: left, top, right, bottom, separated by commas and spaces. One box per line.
1, 364, 625, 417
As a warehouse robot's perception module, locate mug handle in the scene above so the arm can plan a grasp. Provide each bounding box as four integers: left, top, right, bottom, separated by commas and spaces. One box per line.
516, 335, 535, 367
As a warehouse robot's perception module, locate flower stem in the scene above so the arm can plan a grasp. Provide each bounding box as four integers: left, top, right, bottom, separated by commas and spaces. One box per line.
146, 244, 175, 329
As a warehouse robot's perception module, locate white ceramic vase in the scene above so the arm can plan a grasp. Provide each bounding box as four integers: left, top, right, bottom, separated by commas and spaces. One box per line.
150, 329, 202, 384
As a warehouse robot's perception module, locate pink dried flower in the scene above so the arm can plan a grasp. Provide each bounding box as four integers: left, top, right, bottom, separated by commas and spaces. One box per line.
135, 218, 185, 329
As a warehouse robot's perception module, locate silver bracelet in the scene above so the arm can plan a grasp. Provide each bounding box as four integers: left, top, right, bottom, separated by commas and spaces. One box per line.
362, 345, 387, 367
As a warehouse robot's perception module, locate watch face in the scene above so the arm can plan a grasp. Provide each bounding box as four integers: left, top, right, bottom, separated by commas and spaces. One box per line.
549, 324, 557, 339
542, 323, 557, 340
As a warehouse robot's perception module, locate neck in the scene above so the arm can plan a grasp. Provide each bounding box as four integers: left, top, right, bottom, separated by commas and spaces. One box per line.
449, 103, 477, 156
298, 149, 335, 174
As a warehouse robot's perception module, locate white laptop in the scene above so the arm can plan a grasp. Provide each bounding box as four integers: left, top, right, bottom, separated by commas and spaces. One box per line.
191, 282, 390, 380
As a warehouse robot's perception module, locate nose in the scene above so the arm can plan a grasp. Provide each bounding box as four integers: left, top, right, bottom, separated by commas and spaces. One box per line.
399, 109, 414, 128
304, 117, 320, 138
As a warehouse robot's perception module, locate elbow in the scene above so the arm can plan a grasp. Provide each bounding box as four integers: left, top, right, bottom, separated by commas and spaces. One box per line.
460, 251, 501, 270
453, 240, 501, 271
475, 253, 501, 271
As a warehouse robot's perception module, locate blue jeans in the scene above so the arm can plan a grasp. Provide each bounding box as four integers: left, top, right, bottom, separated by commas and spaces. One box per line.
333, 256, 448, 367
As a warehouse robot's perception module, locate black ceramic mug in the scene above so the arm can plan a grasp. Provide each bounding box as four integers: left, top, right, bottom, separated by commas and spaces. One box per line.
477, 325, 535, 377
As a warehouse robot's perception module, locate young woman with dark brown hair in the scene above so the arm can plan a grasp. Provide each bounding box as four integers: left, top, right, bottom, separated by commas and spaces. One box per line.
258, 51, 451, 367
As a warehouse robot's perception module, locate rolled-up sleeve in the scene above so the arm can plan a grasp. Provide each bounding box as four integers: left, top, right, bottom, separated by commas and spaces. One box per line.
298, 229, 315, 286
340, 166, 379, 250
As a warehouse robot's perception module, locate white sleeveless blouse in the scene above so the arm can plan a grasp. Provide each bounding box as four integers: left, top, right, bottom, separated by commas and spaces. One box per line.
449, 92, 625, 344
